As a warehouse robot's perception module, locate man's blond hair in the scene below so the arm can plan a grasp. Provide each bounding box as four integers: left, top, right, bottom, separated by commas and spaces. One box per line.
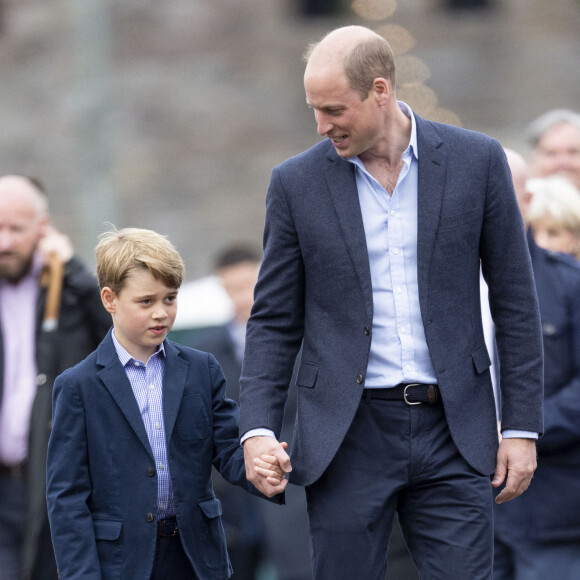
96, 226, 184, 293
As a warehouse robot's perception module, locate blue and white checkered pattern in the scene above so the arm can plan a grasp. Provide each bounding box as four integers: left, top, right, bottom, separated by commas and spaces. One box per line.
112, 334, 175, 519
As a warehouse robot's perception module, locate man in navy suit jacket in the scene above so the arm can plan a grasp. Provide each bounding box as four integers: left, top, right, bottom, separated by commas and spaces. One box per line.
46, 228, 284, 580
240, 26, 543, 580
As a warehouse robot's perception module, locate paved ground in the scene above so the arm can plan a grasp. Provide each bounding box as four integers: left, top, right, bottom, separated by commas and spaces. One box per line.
1, 0, 579, 278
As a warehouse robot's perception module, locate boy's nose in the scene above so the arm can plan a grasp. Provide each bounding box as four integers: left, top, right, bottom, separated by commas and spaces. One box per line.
152, 307, 167, 320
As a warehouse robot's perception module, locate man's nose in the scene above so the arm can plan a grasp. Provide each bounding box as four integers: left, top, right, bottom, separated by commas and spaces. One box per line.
0, 231, 13, 251
315, 112, 333, 137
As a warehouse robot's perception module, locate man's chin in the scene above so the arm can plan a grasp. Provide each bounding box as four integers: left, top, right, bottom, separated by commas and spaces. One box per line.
332, 146, 351, 158
0, 260, 31, 282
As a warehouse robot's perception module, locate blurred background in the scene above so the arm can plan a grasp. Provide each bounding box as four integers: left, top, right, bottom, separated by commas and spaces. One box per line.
1, 0, 579, 288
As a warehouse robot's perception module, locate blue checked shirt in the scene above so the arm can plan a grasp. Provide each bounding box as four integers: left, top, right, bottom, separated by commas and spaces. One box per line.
112, 333, 175, 519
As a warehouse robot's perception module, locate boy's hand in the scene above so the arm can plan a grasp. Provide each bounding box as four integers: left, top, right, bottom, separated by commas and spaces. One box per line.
254, 441, 289, 485
243, 436, 291, 497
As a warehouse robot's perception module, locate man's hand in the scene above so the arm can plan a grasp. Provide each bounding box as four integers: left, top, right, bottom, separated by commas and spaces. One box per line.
38, 226, 74, 264
243, 436, 292, 498
492, 437, 537, 504
254, 442, 290, 485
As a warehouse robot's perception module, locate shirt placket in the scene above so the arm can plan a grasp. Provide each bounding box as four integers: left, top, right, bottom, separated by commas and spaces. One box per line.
145, 359, 171, 517
388, 156, 416, 380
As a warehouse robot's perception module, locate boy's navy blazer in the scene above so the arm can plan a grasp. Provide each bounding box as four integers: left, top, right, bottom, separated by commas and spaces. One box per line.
47, 330, 280, 580
240, 115, 544, 485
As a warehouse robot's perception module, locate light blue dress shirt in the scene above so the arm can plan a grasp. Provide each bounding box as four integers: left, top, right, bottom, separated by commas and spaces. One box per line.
112, 333, 176, 518
348, 102, 437, 388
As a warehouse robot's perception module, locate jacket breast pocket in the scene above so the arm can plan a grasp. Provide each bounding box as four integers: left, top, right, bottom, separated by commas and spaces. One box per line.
176, 394, 211, 441
438, 207, 479, 232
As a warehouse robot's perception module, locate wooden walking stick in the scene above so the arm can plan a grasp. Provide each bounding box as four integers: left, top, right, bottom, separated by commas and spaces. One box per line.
41, 252, 64, 332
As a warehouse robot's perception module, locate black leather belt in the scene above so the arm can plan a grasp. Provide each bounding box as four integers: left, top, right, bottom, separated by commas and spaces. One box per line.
364, 383, 441, 405
0, 462, 27, 478
157, 517, 179, 538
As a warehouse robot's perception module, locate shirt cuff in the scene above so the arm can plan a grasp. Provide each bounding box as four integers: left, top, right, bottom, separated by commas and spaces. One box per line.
240, 428, 276, 445
501, 429, 538, 439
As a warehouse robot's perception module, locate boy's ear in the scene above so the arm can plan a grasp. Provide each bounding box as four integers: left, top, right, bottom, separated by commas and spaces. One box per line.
101, 287, 117, 314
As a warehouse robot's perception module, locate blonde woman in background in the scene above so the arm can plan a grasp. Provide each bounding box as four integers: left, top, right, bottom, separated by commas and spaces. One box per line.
527, 175, 580, 260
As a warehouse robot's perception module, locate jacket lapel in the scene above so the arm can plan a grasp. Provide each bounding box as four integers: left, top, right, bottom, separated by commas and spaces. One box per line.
416, 116, 447, 310
323, 145, 374, 319
161, 340, 188, 442
96, 333, 153, 458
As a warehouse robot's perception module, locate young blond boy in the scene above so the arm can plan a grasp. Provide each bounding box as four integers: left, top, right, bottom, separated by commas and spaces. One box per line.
46, 227, 285, 580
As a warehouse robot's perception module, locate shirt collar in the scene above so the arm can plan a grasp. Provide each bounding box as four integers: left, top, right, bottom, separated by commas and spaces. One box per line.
112, 330, 166, 367
397, 101, 419, 161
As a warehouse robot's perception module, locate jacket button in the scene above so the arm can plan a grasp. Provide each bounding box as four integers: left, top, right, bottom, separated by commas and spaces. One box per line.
146, 513, 155, 522
146, 467, 156, 477
356, 374, 364, 384
36, 373, 47, 386
364, 326, 370, 335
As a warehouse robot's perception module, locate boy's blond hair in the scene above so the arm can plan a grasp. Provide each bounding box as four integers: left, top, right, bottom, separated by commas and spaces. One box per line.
96, 226, 184, 294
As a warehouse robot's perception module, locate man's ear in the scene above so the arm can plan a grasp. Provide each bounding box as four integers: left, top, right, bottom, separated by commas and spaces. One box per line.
101, 287, 116, 314
38, 215, 51, 237
372, 77, 390, 104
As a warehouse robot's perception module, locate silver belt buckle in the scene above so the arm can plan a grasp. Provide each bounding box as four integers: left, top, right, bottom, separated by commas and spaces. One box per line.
403, 383, 422, 406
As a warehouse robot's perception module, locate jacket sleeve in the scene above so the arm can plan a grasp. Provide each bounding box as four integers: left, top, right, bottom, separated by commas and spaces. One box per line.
480, 141, 544, 434
239, 167, 306, 439
209, 354, 284, 505
46, 373, 102, 579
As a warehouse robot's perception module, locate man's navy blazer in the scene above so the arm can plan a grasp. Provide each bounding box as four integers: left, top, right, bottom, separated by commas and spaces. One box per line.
240, 115, 544, 486
47, 330, 280, 580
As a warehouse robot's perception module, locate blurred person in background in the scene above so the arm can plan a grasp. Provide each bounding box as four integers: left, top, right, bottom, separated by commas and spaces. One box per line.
0, 175, 111, 579
526, 175, 580, 260
526, 109, 580, 190
493, 151, 580, 580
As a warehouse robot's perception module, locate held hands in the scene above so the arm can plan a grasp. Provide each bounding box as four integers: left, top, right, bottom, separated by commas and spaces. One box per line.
243, 436, 292, 498
492, 437, 537, 504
